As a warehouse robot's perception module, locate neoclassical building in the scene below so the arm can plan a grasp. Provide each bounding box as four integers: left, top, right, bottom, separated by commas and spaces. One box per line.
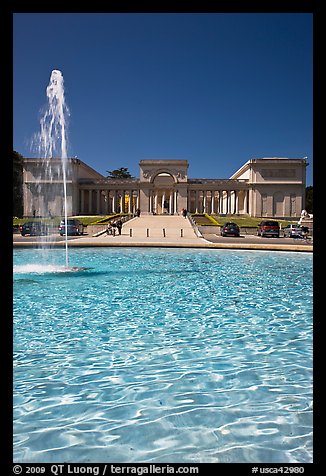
22, 157, 307, 218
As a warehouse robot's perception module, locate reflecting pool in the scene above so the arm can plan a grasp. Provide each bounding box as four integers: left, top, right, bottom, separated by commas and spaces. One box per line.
13, 248, 313, 463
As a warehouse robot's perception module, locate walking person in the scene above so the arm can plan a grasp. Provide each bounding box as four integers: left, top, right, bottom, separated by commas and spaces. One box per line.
116, 218, 123, 235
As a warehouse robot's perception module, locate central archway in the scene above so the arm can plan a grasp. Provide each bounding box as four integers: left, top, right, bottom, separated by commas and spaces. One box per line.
152, 172, 175, 214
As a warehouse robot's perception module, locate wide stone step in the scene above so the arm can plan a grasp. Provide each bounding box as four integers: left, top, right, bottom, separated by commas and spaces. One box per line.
121, 215, 197, 238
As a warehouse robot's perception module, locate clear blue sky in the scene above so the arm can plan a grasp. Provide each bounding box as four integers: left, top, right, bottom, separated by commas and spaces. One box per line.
13, 13, 313, 185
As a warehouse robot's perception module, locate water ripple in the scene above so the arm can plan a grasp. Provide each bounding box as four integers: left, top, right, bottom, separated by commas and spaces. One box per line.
13, 248, 313, 463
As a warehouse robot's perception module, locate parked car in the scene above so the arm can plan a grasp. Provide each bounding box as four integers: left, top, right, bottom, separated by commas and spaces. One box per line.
20, 221, 49, 236
59, 219, 84, 236
221, 222, 240, 237
257, 220, 280, 238
283, 224, 308, 238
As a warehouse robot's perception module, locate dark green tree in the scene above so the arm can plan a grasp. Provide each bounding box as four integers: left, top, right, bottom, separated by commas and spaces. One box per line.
305, 186, 313, 214
106, 167, 134, 179
13, 150, 24, 217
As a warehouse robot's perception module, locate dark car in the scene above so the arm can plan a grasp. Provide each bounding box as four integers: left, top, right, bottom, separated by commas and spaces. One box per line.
257, 220, 280, 238
20, 221, 49, 236
221, 222, 240, 237
59, 219, 84, 236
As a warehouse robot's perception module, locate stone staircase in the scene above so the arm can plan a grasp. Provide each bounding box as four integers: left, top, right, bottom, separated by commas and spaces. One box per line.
122, 215, 198, 239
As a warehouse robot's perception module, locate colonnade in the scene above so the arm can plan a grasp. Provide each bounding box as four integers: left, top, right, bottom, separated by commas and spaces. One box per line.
79, 187, 250, 215
149, 189, 178, 214
80, 189, 139, 215
188, 189, 249, 215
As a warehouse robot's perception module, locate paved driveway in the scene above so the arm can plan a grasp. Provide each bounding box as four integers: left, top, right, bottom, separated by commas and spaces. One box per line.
201, 233, 313, 247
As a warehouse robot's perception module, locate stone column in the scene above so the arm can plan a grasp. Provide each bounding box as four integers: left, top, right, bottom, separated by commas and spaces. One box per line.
128, 191, 132, 214
96, 190, 100, 214
107, 191, 111, 213
149, 190, 153, 214
104, 191, 109, 214
248, 189, 254, 216
162, 192, 165, 214
235, 191, 239, 214
138, 189, 148, 214
112, 192, 116, 213
177, 185, 188, 212
154, 193, 158, 214
151, 192, 155, 214
187, 190, 191, 213
210, 191, 215, 214
80, 190, 85, 214
174, 190, 178, 214
203, 191, 207, 213
169, 191, 173, 214
222, 191, 225, 213
88, 190, 92, 214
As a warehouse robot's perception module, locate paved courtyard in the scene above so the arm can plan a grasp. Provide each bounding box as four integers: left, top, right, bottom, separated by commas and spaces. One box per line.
13, 215, 313, 252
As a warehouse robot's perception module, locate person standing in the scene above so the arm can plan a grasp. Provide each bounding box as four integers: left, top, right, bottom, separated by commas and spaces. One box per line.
116, 218, 123, 235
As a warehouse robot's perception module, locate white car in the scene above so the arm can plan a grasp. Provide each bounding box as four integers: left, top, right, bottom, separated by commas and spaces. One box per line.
283, 224, 304, 238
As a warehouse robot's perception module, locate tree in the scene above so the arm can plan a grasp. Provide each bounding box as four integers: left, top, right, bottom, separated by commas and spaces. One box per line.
106, 167, 134, 179
13, 150, 24, 217
305, 186, 313, 214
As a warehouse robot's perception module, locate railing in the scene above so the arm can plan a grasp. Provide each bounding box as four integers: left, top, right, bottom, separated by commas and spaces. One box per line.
187, 213, 203, 238
93, 214, 133, 237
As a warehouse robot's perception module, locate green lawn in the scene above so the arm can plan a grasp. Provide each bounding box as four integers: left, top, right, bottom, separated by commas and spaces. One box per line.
191, 213, 299, 228
13, 213, 299, 229
13, 214, 128, 228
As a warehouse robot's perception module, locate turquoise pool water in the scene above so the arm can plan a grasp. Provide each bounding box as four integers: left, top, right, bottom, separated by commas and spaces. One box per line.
13, 248, 313, 463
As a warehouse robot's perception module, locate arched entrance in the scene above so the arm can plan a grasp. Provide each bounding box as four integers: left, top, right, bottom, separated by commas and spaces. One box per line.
152, 172, 175, 214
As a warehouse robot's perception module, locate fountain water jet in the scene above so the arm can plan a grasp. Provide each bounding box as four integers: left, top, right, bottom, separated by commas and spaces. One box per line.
33, 69, 70, 268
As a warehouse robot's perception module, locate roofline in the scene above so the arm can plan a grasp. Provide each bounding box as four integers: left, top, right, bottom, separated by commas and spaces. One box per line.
140, 159, 188, 166
229, 160, 251, 179
230, 157, 308, 179
23, 157, 105, 179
